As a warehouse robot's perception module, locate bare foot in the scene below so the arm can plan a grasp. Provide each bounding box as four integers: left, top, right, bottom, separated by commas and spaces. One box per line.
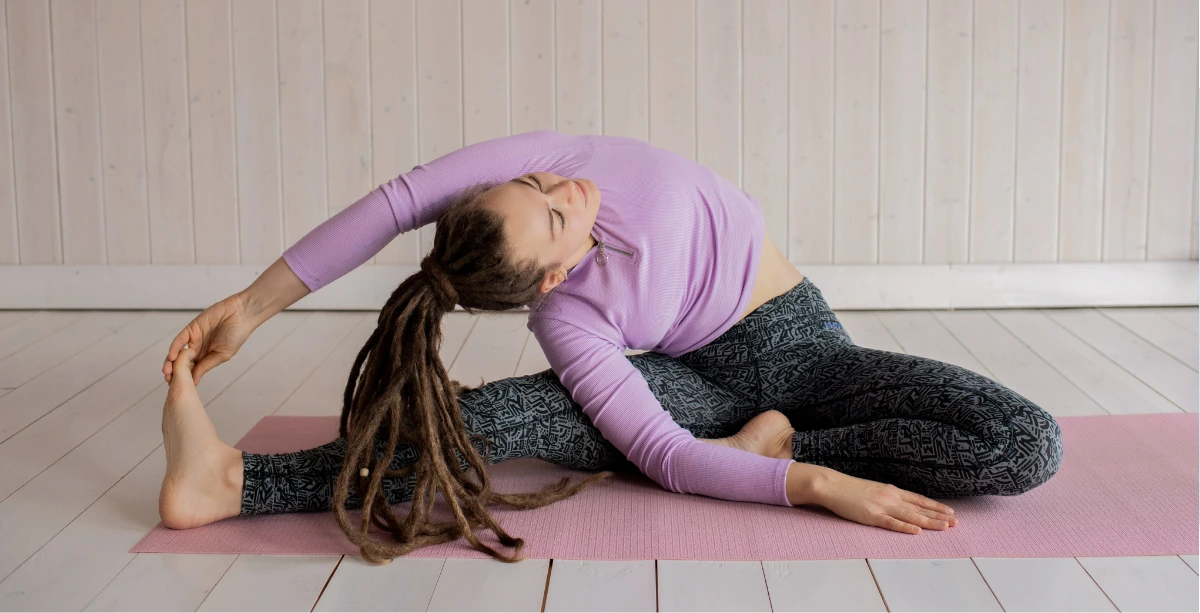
700, 410, 795, 460
159, 344, 244, 529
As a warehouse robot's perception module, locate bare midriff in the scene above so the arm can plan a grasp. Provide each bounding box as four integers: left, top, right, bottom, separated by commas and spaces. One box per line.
739, 229, 806, 322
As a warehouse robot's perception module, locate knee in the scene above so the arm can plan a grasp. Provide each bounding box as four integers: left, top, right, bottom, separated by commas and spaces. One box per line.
993, 401, 1064, 495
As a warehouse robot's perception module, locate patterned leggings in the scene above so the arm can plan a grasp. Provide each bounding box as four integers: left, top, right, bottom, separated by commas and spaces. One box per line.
240, 277, 1064, 514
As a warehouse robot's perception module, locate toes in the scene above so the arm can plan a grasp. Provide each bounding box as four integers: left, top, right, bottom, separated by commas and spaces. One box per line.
173, 345, 197, 372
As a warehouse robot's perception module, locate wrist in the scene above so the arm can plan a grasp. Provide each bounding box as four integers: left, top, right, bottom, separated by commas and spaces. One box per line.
235, 289, 270, 328
785, 462, 829, 506
238, 257, 312, 327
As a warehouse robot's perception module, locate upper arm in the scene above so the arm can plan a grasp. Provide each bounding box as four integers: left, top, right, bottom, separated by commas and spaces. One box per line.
279, 131, 592, 292
380, 130, 594, 233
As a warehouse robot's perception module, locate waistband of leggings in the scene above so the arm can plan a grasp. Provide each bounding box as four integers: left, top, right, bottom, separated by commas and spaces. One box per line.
734, 276, 842, 337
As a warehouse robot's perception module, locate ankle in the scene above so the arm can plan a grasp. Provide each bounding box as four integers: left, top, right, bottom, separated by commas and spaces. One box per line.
223, 446, 245, 511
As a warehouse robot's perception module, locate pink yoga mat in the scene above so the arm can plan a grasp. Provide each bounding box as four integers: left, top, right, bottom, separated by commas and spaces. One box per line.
133, 413, 1199, 560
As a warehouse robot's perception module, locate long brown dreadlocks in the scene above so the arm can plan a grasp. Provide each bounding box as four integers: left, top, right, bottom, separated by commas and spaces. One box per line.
332, 180, 616, 564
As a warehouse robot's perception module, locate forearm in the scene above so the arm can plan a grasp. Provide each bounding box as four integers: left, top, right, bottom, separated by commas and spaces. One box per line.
238, 257, 311, 327
785, 461, 830, 506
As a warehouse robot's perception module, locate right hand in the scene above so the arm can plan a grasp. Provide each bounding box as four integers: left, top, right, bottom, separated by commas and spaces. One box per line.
815, 469, 959, 535
162, 293, 257, 386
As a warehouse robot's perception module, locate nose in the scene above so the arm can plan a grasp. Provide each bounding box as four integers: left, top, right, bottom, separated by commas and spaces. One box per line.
560, 179, 581, 208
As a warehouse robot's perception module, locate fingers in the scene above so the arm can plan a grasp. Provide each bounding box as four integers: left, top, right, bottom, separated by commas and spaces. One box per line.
881, 515, 921, 535
900, 490, 955, 516
904, 505, 951, 529
191, 354, 223, 385
908, 504, 955, 525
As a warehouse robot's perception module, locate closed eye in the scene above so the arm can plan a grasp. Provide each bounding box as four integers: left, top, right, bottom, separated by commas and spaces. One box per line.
528, 175, 565, 230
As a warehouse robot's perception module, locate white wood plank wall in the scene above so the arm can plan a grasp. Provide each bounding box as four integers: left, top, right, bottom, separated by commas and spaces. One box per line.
0, 0, 1196, 272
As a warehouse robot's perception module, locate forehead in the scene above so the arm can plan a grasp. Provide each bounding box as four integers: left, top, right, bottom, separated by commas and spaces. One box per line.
493, 179, 551, 233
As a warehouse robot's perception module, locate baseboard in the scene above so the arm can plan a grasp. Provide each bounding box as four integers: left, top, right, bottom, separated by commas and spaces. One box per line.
0, 261, 1195, 310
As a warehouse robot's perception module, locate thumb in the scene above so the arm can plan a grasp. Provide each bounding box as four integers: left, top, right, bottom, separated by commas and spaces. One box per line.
191, 353, 225, 385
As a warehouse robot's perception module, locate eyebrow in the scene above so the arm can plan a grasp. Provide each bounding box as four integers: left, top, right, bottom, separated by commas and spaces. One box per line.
513, 176, 556, 239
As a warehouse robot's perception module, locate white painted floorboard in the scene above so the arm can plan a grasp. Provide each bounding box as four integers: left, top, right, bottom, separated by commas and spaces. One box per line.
866, 558, 1003, 612
971, 557, 1117, 611
1076, 555, 1200, 612
542, 560, 657, 612
656, 561, 773, 612
425, 558, 550, 612
762, 559, 887, 611
0, 306, 1194, 611
312, 557, 445, 612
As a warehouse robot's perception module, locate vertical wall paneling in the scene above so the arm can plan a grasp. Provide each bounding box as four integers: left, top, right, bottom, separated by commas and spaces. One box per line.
414, 0, 462, 257
1192, 91, 1198, 260
647, 0, 695, 163
556, 0, 602, 137
231, 0, 282, 265
969, 0, 1018, 263
371, 0, 420, 266
1013, 0, 1063, 262
8, 0, 61, 263
0, 0, 15, 264
3, 0, 1198, 295
1146, 0, 1199, 260
695, 0, 741, 186
833, 0, 879, 264
50, 0, 104, 264
324, 0, 372, 218
924, 0, 971, 264
510, 0, 555, 135
185, 0, 238, 265
1058, 0, 1108, 262
279, 0, 325, 251
141, 0, 194, 264
878, 0, 926, 264
96, 0, 150, 265
788, 0, 834, 264
743, 0, 788, 254
463, 0, 509, 146
1102, 0, 1154, 261
602, 0, 649, 141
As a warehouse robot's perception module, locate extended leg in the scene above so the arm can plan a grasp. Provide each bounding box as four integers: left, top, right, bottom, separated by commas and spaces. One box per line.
240, 350, 762, 515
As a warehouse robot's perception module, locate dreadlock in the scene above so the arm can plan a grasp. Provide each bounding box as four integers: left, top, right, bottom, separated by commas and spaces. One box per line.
332, 180, 616, 564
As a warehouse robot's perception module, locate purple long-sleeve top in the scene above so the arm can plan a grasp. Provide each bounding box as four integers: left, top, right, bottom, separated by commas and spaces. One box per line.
282, 130, 795, 507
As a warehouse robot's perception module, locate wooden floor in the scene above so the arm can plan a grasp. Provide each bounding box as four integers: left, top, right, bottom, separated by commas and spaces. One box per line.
0, 306, 1196, 612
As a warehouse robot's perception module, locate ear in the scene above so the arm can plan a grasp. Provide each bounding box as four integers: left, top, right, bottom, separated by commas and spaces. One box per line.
539, 268, 567, 293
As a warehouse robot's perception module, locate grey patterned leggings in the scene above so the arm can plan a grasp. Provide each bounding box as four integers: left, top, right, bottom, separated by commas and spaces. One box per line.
240, 277, 1064, 514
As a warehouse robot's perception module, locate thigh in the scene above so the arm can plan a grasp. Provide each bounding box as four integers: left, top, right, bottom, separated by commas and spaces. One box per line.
773, 342, 1064, 486
779, 344, 1038, 442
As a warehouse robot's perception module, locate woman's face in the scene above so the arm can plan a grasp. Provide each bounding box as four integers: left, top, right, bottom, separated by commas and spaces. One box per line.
482, 171, 600, 294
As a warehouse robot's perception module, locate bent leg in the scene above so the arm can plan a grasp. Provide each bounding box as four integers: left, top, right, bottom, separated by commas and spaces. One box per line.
240, 351, 757, 515
734, 277, 1064, 499
770, 343, 1065, 498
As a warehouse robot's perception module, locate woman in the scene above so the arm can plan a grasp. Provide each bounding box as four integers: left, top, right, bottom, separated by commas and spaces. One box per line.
158, 130, 1063, 565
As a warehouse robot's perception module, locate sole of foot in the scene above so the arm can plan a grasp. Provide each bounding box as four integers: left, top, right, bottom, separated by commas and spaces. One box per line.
702, 409, 795, 460
159, 345, 244, 529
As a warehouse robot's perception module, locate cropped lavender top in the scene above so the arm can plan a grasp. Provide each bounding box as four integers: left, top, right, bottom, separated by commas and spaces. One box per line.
282, 130, 794, 507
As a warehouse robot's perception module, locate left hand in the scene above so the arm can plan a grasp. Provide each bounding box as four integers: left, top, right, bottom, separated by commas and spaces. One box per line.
814, 469, 959, 534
